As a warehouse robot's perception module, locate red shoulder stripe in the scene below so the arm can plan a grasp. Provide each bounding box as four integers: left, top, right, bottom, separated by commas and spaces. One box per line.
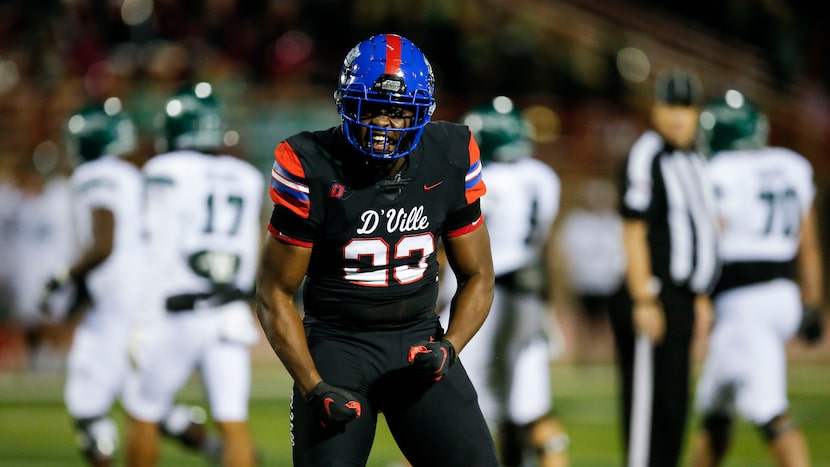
270, 142, 311, 218
465, 131, 486, 204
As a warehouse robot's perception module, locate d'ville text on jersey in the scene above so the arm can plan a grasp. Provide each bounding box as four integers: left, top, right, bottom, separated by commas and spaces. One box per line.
357, 206, 430, 235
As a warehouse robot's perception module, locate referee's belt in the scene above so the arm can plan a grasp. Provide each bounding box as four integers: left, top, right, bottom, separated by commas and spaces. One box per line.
165, 287, 248, 312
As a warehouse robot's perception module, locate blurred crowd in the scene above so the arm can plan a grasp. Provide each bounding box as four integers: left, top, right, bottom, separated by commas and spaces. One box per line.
0, 0, 827, 167
1, 0, 829, 370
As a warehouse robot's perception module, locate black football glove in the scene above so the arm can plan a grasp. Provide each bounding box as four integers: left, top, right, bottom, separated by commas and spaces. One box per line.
407, 339, 457, 381
38, 269, 73, 317
304, 381, 361, 432
65, 278, 91, 319
799, 306, 824, 345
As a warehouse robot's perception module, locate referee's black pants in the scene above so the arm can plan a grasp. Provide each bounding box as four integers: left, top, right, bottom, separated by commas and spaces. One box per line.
609, 282, 695, 467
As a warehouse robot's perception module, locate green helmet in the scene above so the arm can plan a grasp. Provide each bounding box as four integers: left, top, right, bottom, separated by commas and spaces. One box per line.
156, 81, 225, 152
698, 89, 768, 156
66, 97, 137, 163
462, 96, 532, 164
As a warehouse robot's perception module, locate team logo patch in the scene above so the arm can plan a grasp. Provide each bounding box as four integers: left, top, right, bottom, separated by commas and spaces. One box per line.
329, 182, 346, 199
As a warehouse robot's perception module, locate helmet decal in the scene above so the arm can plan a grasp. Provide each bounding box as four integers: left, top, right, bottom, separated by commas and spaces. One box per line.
383, 34, 402, 76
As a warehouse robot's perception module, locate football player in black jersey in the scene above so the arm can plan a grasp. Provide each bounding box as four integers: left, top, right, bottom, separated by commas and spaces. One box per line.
255, 34, 499, 466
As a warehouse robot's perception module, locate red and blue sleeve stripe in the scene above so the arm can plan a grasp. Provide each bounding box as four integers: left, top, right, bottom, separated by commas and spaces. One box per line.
270, 142, 311, 219
464, 130, 486, 204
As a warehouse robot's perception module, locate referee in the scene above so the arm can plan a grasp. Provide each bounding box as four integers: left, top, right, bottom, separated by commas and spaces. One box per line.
610, 68, 720, 467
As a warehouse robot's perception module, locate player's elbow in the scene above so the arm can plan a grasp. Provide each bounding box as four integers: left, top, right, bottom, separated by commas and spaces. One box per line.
483, 268, 495, 304
466, 266, 496, 309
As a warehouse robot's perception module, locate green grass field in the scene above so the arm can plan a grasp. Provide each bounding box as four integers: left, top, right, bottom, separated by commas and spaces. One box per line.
1, 356, 828, 466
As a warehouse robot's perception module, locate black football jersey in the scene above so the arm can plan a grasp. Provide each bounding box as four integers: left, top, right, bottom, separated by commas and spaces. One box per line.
268, 123, 486, 326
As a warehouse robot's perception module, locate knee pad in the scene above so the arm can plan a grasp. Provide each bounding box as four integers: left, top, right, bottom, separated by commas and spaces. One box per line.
505, 415, 569, 465
160, 404, 209, 449
529, 417, 569, 458
758, 414, 796, 443
535, 432, 570, 457
74, 416, 119, 463
702, 413, 733, 455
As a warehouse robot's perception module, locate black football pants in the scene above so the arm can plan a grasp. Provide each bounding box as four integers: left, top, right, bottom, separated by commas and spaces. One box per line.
290, 314, 499, 467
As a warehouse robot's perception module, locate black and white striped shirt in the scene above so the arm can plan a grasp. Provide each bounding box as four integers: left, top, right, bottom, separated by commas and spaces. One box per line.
620, 130, 720, 294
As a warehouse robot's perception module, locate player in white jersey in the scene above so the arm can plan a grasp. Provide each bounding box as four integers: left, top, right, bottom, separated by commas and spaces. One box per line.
690, 90, 824, 467
124, 82, 263, 467
41, 97, 226, 466
1, 155, 75, 370
38, 97, 146, 466
439, 97, 569, 467
557, 178, 626, 363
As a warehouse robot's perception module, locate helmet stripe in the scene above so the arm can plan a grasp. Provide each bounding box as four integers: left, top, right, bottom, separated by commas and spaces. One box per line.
384, 34, 402, 75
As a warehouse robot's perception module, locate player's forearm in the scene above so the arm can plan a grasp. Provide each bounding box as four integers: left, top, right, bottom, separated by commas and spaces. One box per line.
798, 206, 824, 306
255, 290, 321, 397
444, 272, 494, 354
68, 208, 115, 279
441, 224, 495, 353
799, 253, 823, 306
622, 219, 659, 301
67, 244, 108, 280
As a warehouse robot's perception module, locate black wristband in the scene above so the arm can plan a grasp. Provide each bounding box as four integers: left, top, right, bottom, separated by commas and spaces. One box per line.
441, 339, 458, 364
304, 381, 329, 402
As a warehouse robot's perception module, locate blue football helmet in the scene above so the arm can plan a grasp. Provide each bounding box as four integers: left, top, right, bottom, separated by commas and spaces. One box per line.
461, 96, 532, 164
66, 97, 137, 164
156, 81, 225, 153
698, 89, 768, 156
334, 34, 436, 160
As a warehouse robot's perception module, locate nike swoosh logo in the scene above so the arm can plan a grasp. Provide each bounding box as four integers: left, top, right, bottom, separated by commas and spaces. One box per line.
323, 397, 334, 418
423, 181, 443, 191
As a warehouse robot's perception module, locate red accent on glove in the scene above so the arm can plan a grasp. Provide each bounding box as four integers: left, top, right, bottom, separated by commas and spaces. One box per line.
407, 339, 456, 381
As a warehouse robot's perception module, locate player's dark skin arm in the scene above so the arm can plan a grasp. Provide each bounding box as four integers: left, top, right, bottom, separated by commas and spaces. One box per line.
68, 207, 115, 279
255, 234, 322, 397
441, 222, 495, 353
797, 204, 824, 307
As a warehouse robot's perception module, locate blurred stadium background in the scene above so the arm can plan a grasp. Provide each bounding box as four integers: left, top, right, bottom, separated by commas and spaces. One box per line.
1, 0, 829, 465
1, 0, 829, 211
